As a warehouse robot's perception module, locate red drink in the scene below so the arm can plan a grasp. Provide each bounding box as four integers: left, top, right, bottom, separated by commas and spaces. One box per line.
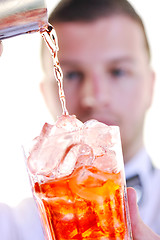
34, 166, 130, 240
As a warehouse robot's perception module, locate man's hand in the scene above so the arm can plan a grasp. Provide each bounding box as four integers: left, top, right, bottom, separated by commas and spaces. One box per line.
127, 187, 160, 240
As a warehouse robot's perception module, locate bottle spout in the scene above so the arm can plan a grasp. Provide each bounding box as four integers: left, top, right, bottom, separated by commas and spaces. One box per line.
0, 0, 48, 40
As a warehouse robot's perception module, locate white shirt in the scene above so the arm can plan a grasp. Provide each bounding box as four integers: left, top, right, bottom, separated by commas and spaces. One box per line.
0, 199, 45, 240
125, 148, 160, 234
0, 148, 160, 239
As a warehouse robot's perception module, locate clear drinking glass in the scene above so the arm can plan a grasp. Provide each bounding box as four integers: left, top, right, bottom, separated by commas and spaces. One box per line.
25, 116, 133, 240
0, 0, 47, 40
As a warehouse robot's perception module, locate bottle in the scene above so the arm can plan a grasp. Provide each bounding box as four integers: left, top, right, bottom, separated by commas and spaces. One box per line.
0, 0, 48, 40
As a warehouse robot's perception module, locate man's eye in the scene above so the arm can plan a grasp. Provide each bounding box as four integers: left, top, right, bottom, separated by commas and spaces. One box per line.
111, 68, 126, 77
64, 71, 83, 82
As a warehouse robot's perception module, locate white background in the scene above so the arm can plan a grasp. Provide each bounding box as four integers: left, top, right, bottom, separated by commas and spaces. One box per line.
0, 0, 160, 207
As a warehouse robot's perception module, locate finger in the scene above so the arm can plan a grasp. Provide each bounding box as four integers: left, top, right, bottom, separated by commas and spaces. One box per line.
127, 187, 140, 231
127, 187, 160, 240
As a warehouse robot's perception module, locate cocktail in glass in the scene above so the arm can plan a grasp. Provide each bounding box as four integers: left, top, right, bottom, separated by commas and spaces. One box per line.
26, 115, 132, 240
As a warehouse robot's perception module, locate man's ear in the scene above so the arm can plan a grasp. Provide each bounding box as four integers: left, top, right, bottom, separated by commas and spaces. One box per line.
147, 68, 156, 109
0, 41, 3, 56
40, 80, 48, 107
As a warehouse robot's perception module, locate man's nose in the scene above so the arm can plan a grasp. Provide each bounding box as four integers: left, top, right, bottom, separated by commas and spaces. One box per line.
80, 73, 111, 108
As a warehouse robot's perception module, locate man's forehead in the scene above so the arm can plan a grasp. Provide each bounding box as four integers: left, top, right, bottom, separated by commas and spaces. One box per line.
42, 15, 148, 71
55, 16, 146, 55
54, 15, 142, 37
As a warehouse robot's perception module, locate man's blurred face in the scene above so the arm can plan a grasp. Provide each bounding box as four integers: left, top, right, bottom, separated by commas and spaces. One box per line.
42, 16, 154, 162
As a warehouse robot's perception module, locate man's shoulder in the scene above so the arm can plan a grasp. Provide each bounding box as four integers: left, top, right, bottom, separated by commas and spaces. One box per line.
0, 198, 44, 240
153, 164, 160, 180
15, 197, 36, 213
0, 203, 19, 239
14, 197, 45, 240
14, 197, 40, 225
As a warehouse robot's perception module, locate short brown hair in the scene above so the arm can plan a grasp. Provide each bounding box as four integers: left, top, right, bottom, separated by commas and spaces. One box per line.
50, 0, 142, 23
48, 0, 150, 60
41, 0, 151, 69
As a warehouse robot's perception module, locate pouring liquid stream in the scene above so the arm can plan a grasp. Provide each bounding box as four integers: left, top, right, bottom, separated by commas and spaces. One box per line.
40, 24, 69, 116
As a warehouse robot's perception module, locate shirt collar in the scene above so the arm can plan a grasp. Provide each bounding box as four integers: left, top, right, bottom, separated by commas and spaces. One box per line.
124, 147, 151, 205
124, 147, 151, 180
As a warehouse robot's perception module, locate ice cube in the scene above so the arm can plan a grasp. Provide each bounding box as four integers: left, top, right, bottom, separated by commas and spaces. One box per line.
69, 166, 111, 203
83, 120, 123, 173
56, 143, 94, 178
27, 123, 56, 175
27, 122, 79, 176
93, 149, 118, 173
28, 134, 65, 176
84, 120, 118, 148
75, 144, 94, 168
56, 143, 81, 178
84, 120, 112, 155
76, 167, 109, 188
56, 115, 84, 131
27, 115, 84, 176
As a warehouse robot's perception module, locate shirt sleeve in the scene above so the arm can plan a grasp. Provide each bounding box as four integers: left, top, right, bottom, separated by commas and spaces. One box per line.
0, 203, 19, 240
13, 198, 45, 240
